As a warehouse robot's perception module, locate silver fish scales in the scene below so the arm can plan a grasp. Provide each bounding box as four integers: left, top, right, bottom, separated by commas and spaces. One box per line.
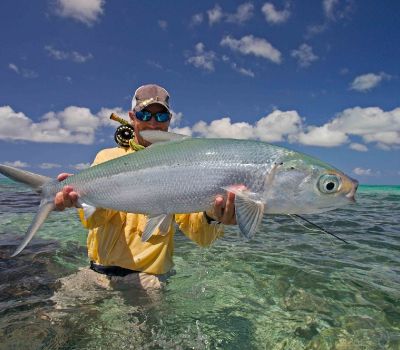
0, 131, 358, 256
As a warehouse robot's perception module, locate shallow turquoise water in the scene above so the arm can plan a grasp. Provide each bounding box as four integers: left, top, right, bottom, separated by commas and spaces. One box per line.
0, 179, 399, 349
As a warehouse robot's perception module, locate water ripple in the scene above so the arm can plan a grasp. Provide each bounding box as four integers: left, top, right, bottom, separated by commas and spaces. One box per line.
0, 181, 399, 349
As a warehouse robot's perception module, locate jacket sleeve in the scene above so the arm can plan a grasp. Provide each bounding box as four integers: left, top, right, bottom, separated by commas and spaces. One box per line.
76, 148, 126, 229
175, 212, 224, 247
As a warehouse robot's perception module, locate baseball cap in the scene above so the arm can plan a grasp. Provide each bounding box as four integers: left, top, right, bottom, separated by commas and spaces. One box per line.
131, 84, 170, 112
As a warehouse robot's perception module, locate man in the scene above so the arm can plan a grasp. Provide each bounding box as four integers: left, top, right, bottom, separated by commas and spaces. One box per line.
54, 84, 237, 290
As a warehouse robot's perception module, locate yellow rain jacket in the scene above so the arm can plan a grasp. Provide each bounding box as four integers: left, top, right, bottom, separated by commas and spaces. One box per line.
79, 147, 223, 275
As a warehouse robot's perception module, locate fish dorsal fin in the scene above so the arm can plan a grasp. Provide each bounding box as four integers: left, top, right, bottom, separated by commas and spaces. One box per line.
140, 130, 189, 144
223, 187, 264, 239
142, 214, 173, 241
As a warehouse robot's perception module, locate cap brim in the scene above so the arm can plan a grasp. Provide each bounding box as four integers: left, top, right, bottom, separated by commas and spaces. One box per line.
134, 101, 170, 112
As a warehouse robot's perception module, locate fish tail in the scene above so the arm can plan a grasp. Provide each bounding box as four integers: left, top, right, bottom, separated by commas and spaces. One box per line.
0, 164, 55, 256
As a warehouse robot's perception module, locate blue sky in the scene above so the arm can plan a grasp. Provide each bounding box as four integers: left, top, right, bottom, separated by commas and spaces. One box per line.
0, 0, 399, 184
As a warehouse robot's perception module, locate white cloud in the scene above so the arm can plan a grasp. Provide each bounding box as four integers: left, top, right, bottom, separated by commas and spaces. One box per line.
1, 103, 399, 152
295, 125, 349, 147
291, 44, 318, 67
170, 126, 193, 136
69, 51, 93, 63
231, 62, 254, 77
323, 0, 339, 19
71, 163, 91, 170
363, 131, 399, 145
170, 110, 183, 127
306, 0, 352, 38
192, 110, 302, 142
220, 55, 254, 77
45, 46, 93, 63
190, 13, 203, 26
305, 24, 328, 38
318, 106, 400, 148
261, 3, 290, 24
323, 0, 352, 20
255, 110, 303, 142
39, 163, 62, 169
376, 143, 392, 151
193, 118, 254, 139
206, 3, 254, 25
4, 160, 29, 168
330, 107, 400, 139
0, 105, 128, 145
8, 63, 19, 73
349, 143, 368, 152
54, 0, 104, 26
158, 20, 168, 30
186, 106, 400, 150
220, 35, 282, 63
225, 3, 254, 23
353, 167, 380, 176
207, 4, 223, 25
186, 43, 217, 71
96, 107, 129, 127
350, 72, 391, 92
0, 105, 100, 144
8, 63, 38, 78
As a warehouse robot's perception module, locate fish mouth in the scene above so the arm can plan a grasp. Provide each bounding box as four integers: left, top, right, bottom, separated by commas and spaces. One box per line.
345, 177, 359, 202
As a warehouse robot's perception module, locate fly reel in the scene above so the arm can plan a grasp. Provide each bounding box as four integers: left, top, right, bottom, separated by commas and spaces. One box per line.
114, 124, 134, 148
110, 113, 135, 148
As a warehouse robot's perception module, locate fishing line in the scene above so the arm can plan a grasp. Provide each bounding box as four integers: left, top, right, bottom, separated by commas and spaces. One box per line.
289, 214, 349, 244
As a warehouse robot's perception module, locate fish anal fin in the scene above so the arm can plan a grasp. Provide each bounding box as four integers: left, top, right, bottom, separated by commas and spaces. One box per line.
77, 200, 97, 220
142, 214, 173, 242
158, 214, 174, 234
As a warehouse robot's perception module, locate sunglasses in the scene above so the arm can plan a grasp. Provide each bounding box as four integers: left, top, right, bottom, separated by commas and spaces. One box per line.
135, 110, 171, 123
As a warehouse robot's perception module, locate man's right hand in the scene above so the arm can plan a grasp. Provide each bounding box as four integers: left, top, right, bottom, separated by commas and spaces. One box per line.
54, 173, 79, 210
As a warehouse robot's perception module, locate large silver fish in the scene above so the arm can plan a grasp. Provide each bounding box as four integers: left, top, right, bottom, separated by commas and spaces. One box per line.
0, 131, 358, 257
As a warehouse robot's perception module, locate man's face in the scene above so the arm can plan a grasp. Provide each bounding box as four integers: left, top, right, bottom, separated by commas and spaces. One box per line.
129, 104, 171, 147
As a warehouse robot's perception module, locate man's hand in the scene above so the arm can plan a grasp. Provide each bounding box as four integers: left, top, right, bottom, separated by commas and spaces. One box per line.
206, 185, 246, 225
54, 173, 79, 211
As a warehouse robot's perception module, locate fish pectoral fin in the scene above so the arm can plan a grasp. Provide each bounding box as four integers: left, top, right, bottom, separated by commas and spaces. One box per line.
77, 200, 97, 220
139, 130, 189, 144
11, 200, 55, 257
233, 193, 265, 240
221, 186, 262, 202
142, 214, 173, 242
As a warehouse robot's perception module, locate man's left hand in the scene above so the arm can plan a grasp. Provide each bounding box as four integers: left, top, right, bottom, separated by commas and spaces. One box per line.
207, 186, 246, 225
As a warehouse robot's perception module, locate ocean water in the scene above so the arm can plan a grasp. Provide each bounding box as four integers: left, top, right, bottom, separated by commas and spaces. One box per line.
0, 178, 399, 349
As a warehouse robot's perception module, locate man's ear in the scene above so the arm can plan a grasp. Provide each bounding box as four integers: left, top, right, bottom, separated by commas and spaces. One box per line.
128, 111, 134, 120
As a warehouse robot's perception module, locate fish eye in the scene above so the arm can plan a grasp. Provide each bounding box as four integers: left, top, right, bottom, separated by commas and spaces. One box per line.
318, 174, 341, 194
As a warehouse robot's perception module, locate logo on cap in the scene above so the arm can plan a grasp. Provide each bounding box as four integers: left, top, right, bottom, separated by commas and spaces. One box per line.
132, 84, 170, 112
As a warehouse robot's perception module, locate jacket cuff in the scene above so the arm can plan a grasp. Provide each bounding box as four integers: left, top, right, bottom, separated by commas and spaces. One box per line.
203, 211, 221, 225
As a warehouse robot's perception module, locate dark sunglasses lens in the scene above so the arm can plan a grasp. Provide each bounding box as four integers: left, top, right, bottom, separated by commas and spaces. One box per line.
136, 111, 152, 121
155, 113, 171, 122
